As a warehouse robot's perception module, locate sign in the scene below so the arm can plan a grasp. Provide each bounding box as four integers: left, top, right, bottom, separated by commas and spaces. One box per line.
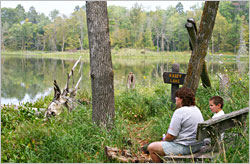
163, 72, 186, 85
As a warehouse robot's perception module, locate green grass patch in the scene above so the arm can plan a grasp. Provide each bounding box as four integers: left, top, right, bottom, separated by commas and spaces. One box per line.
1, 70, 249, 163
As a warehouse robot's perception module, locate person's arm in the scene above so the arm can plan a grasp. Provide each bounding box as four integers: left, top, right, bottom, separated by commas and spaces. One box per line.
164, 133, 176, 141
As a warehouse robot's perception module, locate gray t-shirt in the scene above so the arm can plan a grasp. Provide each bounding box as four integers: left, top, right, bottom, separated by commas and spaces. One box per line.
167, 106, 204, 146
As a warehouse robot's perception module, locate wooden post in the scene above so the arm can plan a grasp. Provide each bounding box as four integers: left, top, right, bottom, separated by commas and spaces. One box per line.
163, 63, 186, 107
171, 63, 180, 103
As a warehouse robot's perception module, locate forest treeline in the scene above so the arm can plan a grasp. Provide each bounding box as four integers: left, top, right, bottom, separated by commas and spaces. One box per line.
1, 1, 249, 53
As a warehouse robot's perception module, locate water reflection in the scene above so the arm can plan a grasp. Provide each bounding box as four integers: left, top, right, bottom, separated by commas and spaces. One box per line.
1, 56, 249, 105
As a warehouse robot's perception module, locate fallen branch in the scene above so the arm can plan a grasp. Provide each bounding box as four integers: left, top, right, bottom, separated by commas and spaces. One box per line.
105, 146, 152, 163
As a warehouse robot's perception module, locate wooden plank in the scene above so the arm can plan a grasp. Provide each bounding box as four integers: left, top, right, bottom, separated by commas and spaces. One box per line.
197, 107, 249, 141
164, 151, 219, 160
200, 107, 248, 126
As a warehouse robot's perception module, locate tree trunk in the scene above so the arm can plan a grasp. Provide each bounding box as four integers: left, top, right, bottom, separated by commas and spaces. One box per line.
61, 35, 65, 52
1, 25, 5, 51
185, 18, 211, 88
79, 38, 83, 51
53, 25, 57, 51
86, 1, 115, 128
172, 40, 176, 51
42, 35, 46, 51
184, 1, 219, 93
53, 37, 57, 51
22, 39, 25, 50
166, 40, 169, 51
200, 62, 211, 88
161, 33, 164, 51
156, 34, 160, 52
212, 35, 214, 53
79, 15, 84, 51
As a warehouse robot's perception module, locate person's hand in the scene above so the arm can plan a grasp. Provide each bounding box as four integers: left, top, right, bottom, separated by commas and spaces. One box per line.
162, 134, 166, 141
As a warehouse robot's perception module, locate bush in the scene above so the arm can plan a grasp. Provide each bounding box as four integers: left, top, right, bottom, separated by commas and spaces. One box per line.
115, 84, 170, 122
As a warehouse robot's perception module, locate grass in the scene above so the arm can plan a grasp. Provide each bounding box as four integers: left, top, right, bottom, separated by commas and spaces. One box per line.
2, 48, 246, 59
1, 56, 249, 163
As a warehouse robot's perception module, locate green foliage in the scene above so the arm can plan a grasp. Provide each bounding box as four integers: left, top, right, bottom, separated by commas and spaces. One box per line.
115, 84, 170, 122
1, 2, 248, 53
1, 71, 249, 163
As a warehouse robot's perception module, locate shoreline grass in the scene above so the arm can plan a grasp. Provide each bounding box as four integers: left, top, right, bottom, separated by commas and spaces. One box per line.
1, 48, 247, 59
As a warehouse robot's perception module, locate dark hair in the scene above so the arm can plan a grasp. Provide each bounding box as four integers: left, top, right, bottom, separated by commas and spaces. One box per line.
209, 96, 224, 109
175, 87, 195, 106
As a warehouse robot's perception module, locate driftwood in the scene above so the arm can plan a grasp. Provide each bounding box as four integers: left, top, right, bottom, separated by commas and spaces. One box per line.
105, 146, 152, 163
127, 72, 136, 89
45, 56, 82, 118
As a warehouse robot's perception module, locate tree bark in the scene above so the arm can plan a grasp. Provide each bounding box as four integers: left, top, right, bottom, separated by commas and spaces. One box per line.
79, 14, 84, 51
86, 1, 115, 128
185, 18, 211, 88
42, 35, 46, 51
61, 35, 65, 52
1, 25, 5, 51
156, 34, 159, 52
161, 33, 164, 51
184, 1, 219, 93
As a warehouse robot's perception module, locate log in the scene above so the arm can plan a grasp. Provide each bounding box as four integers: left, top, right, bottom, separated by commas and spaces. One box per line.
105, 146, 152, 163
105, 146, 138, 163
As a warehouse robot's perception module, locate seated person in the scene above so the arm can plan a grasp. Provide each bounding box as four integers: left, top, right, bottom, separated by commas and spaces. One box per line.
205, 96, 225, 143
209, 96, 225, 119
147, 87, 204, 163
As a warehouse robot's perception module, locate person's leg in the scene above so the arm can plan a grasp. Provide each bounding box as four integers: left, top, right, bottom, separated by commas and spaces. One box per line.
147, 142, 165, 163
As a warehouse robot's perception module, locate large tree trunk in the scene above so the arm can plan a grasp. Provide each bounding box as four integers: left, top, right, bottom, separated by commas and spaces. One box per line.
86, 1, 115, 128
185, 18, 211, 88
184, 1, 219, 93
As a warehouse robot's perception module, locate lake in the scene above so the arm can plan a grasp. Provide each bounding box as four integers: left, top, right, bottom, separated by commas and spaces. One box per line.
1, 54, 248, 105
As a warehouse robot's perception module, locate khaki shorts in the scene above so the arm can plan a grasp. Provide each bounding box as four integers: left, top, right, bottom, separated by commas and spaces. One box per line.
161, 141, 202, 155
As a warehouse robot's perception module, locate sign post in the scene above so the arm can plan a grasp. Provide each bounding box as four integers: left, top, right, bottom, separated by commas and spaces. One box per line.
163, 63, 186, 107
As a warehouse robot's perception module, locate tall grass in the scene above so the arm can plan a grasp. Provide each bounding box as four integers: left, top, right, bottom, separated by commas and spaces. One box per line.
1, 72, 249, 163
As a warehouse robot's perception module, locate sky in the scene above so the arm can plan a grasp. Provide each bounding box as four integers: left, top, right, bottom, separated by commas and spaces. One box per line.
1, 1, 203, 17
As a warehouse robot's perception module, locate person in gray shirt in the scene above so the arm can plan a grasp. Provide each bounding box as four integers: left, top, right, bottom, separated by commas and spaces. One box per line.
147, 87, 204, 163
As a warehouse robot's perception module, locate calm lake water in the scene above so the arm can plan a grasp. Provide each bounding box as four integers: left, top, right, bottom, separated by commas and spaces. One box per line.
1, 54, 249, 105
